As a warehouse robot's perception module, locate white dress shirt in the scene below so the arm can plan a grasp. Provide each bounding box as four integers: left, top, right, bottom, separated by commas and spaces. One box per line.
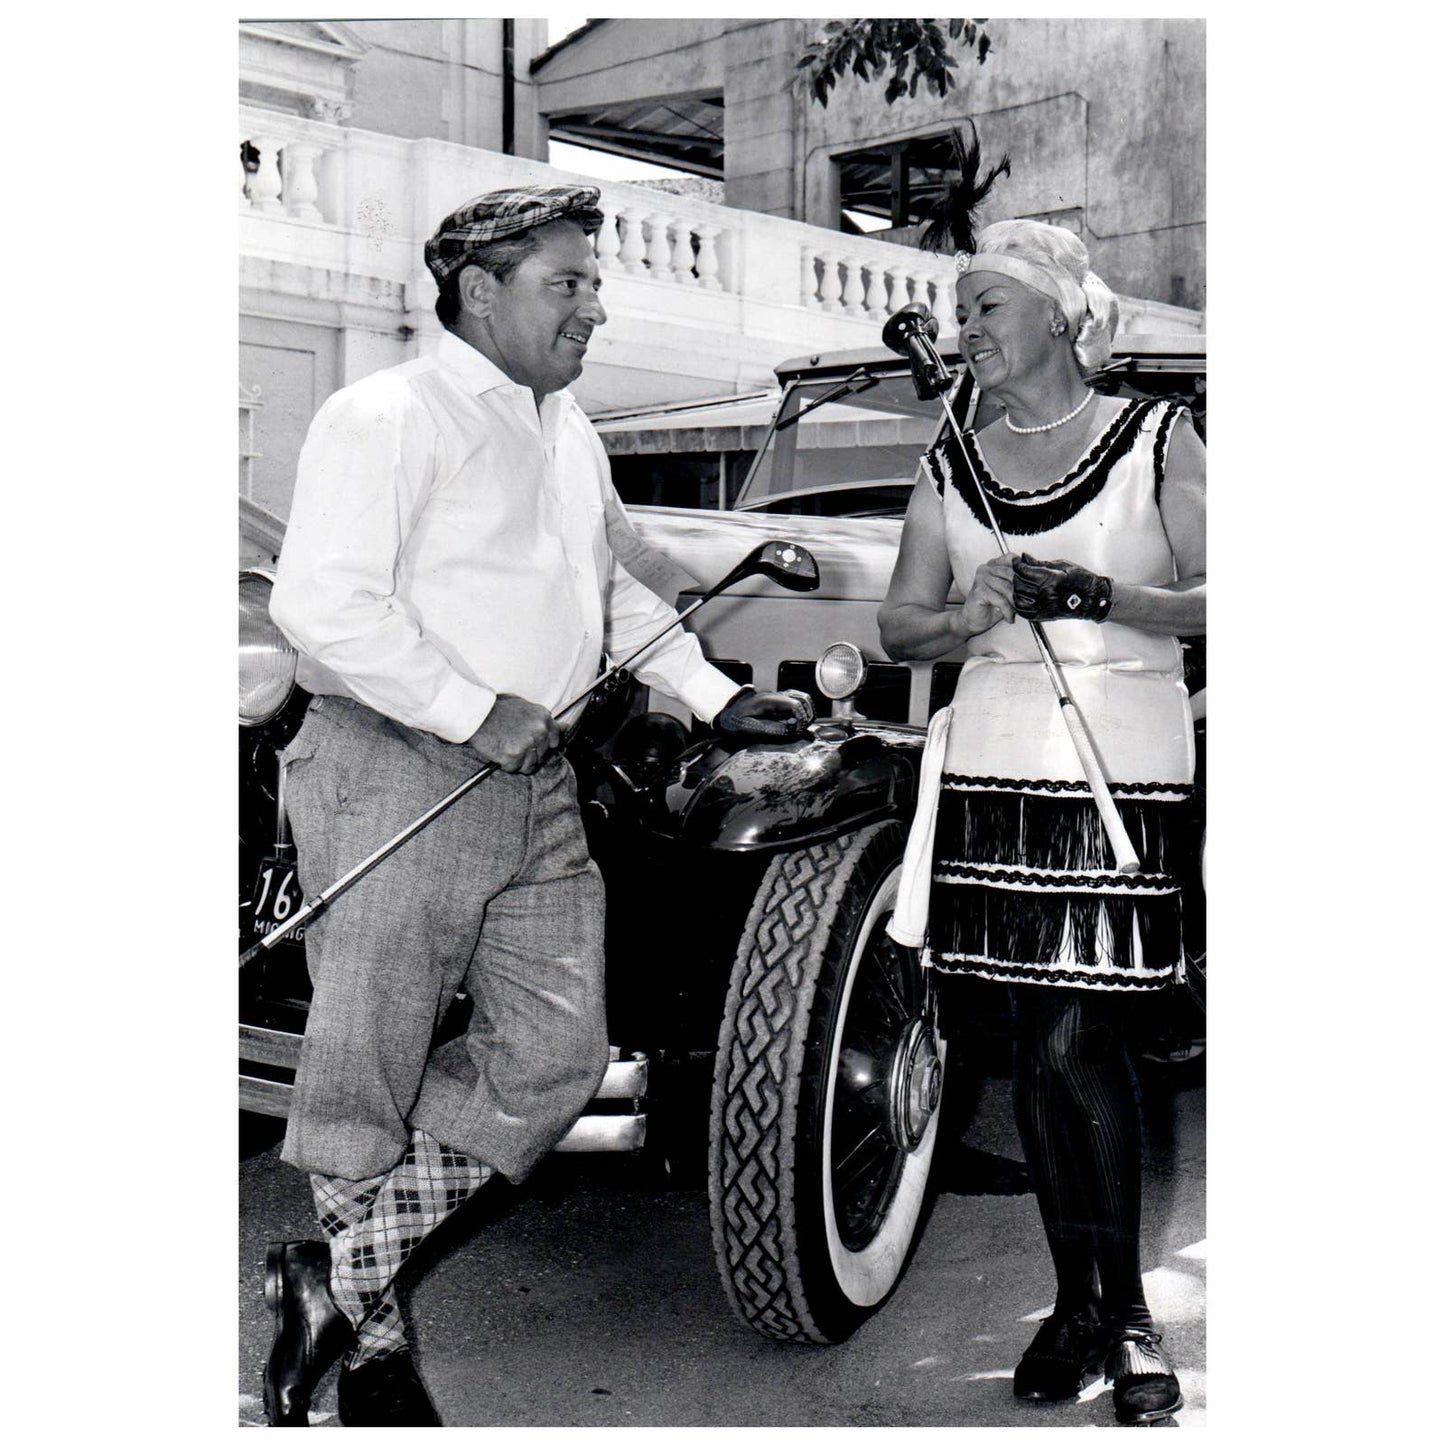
271, 331, 738, 743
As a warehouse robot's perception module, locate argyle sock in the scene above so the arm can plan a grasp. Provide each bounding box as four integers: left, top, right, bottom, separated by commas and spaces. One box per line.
310, 1128, 493, 1365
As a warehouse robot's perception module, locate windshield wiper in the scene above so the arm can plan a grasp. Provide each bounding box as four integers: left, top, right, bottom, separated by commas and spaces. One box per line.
773, 368, 882, 433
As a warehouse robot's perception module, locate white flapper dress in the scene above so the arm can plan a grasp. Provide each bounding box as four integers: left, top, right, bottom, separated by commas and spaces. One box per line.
920, 397, 1196, 991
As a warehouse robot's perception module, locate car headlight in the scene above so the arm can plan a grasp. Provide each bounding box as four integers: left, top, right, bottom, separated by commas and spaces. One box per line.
239, 571, 297, 726
815, 641, 867, 701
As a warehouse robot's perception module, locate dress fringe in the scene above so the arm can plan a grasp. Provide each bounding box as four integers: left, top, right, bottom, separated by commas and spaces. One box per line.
926, 775, 1193, 989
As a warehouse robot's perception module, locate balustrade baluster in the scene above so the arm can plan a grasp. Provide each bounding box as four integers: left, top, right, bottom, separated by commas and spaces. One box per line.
594, 209, 622, 271
818, 250, 844, 313
247, 136, 284, 214
884, 266, 906, 316
841, 255, 867, 316
283, 142, 324, 222
317, 147, 345, 228
618, 207, 648, 275
863, 261, 889, 319
669, 220, 697, 285
644, 212, 673, 277
799, 246, 819, 307
695, 224, 722, 290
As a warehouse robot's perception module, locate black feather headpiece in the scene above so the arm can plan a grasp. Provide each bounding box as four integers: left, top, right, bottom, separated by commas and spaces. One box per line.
917, 120, 1011, 256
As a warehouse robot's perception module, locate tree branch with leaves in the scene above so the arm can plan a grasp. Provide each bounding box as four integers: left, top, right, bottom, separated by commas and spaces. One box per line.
795, 19, 992, 108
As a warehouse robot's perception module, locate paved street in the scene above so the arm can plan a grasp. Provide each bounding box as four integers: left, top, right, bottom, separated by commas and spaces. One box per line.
239, 1060, 1203, 1429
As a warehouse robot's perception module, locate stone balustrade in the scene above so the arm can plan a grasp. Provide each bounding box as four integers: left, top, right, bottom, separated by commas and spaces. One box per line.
593, 202, 724, 290
241, 101, 1198, 424
238, 105, 959, 319
799, 242, 955, 321
240, 110, 348, 224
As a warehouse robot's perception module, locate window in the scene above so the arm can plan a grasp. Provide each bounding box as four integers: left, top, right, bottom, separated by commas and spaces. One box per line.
833, 133, 962, 236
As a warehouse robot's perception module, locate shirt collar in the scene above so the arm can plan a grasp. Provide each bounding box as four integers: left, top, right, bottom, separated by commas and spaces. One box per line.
435, 330, 578, 418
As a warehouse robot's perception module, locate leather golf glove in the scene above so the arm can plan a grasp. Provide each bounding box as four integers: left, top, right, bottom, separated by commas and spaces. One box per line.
1012, 554, 1114, 622
714, 686, 815, 739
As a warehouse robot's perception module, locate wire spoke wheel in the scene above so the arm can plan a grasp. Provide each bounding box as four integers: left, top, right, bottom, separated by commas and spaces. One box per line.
709, 821, 946, 1344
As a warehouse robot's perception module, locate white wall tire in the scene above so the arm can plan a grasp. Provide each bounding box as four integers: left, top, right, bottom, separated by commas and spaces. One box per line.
708, 821, 945, 1343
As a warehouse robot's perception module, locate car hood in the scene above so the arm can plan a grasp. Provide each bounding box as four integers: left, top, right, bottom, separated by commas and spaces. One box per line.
627, 505, 903, 602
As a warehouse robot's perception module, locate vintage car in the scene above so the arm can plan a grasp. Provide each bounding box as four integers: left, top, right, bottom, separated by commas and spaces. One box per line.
240, 329, 1205, 1348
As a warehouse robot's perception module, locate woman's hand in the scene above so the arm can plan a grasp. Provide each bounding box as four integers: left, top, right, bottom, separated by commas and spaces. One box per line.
1012, 554, 1114, 621
880, 481, 1018, 660
956, 553, 1019, 636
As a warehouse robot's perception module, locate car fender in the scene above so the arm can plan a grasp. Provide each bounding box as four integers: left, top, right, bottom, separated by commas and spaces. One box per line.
658, 723, 923, 853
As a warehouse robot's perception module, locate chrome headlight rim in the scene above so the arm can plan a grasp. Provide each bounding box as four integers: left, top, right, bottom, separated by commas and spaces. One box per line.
239, 568, 298, 727
815, 640, 868, 702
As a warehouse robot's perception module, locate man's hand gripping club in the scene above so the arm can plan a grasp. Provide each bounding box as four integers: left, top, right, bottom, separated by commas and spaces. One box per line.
467, 694, 561, 774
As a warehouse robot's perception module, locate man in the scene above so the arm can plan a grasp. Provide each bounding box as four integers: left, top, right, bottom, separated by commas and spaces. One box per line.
262, 184, 811, 1427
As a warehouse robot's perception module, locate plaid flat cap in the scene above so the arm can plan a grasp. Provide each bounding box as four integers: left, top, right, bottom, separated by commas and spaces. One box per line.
424, 184, 604, 286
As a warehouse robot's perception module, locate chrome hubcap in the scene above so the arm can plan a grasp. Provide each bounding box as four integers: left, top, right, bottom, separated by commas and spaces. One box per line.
887, 1018, 942, 1151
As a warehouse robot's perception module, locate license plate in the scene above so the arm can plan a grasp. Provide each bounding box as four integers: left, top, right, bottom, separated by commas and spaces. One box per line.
249, 854, 306, 946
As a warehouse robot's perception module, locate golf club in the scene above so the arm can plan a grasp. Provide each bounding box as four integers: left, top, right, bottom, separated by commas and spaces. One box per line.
240, 539, 820, 966
883, 303, 1141, 873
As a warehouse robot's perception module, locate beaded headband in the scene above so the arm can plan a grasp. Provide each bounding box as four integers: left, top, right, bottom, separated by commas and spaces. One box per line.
954, 249, 1086, 318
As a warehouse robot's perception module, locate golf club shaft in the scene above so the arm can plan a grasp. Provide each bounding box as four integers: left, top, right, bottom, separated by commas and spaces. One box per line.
240, 592, 714, 967
931, 359, 1141, 874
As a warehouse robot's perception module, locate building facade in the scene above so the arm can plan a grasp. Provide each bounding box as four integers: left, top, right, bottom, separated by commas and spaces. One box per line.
240, 18, 1203, 540
534, 18, 1205, 310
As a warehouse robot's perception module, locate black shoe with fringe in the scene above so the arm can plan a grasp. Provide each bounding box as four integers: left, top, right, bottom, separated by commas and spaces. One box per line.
1107, 1327, 1183, 1424
1013, 1307, 1109, 1402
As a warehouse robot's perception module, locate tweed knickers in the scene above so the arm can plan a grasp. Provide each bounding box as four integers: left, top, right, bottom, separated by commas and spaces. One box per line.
278, 696, 609, 1183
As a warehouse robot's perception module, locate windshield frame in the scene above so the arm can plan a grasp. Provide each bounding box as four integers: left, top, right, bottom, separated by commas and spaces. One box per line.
734, 343, 1206, 517
733, 364, 963, 515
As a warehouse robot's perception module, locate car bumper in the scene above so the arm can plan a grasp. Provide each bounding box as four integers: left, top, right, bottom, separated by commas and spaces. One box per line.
239, 1025, 650, 1152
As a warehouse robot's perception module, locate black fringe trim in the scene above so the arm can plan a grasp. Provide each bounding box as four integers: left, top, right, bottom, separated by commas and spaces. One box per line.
926, 954, 1173, 990
944, 773, 1191, 801
934, 782, 1192, 874
1152, 400, 1189, 503
927, 782, 1193, 981
934, 861, 1176, 894
928, 880, 1181, 975
924, 397, 1162, 537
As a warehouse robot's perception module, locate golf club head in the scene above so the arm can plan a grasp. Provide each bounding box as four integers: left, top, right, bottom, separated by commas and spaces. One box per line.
706, 539, 820, 598
881, 301, 938, 356
751, 539, 819, 592
883, 303, 953, 400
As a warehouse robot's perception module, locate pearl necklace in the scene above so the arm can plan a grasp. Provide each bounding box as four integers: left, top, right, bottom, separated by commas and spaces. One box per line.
1004, 392, 1093, 435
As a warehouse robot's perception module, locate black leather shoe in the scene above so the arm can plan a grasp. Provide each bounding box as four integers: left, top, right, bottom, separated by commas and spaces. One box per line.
262, 1240, 354, 1427
1013, 1307, 1109, 1402
1107, 1328, 1182, 1424
337, 1350, 442, 1427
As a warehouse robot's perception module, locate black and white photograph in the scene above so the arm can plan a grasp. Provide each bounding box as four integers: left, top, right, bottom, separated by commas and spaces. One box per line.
12, 5, 1428, 1438
234, 14, 1209, 1428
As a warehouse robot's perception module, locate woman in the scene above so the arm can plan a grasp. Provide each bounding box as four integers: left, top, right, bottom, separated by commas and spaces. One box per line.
878, 219, 1205, 1425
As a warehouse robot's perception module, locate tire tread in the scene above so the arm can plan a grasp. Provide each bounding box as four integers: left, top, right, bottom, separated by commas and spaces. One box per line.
708, 822, 901, 1344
